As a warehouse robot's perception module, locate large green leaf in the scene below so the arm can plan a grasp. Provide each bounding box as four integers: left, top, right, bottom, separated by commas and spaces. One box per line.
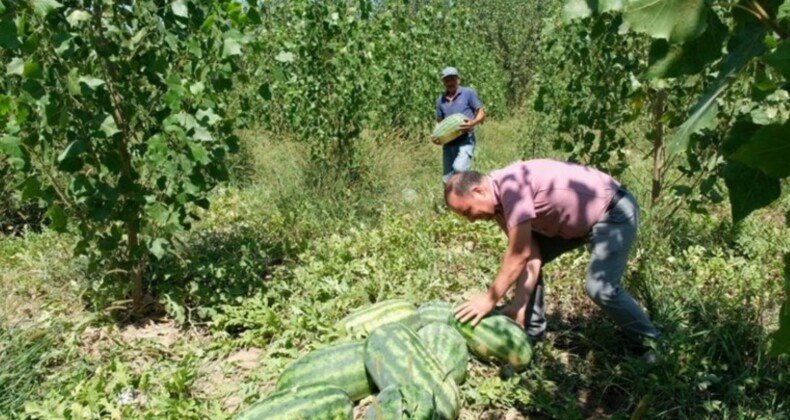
769, 253, 790, 356
762, 40, 790, 79
624, 0, 708, 43
31, 0, 63, 17
668, 25, 767, 154
645, 12, 727, 79
562, 0, 593, 22
723, 161, 781, 223
0, 19, 20, 49
728, 121, 790, 178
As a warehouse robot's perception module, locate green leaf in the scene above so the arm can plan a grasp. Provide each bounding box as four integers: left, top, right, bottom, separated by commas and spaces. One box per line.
728, 121, 790, 178
100, 115, 120, 137
193, 126, 213, 141
150, 238, 168, 259
723, 161, 781, 223
6, 57, 24, 76
562, 0, 592, 23
171, 0, 188, 18
222, 38, 242, 57
0, 135, 21, 156
31, 0, 63, 17
46, 203, 67, 232
196, 108, 220, 126
189, 143, 210, 165
668, 25, 766, 154
769, 253, 790, 356
20, 177, 42, 201
624, 0, 708, 43
645, 13, 727, 79
58, 139, 88, 162
0, 19, 20, 49
79, 75, 105, 90
0, 1, 5, 13
23, 60, 42, 79
189, 82, 204, 95
66, 10, 91, 27
763, 40, 790, 79
67, 68, 80, 95
275, 51, 294, 63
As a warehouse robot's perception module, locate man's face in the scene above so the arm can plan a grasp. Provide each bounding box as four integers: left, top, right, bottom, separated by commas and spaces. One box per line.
446, 187, 496, 223
442, 76, 459, 93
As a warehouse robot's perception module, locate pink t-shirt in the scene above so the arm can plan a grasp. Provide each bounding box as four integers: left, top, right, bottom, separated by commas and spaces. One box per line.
488, 159, 619, 239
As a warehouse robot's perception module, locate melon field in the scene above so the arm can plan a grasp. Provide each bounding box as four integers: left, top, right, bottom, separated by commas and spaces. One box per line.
2, 0, 790, 419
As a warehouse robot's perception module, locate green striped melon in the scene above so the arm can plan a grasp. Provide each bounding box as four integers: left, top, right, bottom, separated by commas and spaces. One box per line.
338, 299, 421, 337
276, 340, 375, 401
430, 113, 466, 145
364, 323, 460, 420
452, 314, 533, 370
364, 384, 435, 420
417, 301, 453, 325
417, 323, 469, 384
235, 383, 352, 420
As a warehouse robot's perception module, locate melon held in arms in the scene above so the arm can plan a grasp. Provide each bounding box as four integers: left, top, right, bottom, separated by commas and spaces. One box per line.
235, 383, 353, 420
364, 323, 461, 419
275, 340, 375, 401
452, 314, 533, 370
338, 299, 421, 337
430, 113, 467, 145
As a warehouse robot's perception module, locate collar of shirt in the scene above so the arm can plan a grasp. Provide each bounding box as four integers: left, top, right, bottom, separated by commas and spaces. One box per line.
442, 87, 463, 103
487, 175, 502, 214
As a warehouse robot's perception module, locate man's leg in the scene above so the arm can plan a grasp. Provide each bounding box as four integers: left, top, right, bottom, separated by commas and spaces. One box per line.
441, 141, 458, 184
585, 189, 661, 342
452, 133, 475, 175
519, 234, 586, 340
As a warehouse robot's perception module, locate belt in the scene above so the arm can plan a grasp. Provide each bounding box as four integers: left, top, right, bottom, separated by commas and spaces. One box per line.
606, 188, 626, 212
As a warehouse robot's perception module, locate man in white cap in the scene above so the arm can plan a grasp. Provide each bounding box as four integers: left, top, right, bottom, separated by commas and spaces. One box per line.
436, 67, 486, 183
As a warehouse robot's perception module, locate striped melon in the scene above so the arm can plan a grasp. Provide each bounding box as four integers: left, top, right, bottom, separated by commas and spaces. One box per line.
235, 383, 352, 420
430, 113, 466, 145
276, 340, 375, 401
452, 314, 533, 370
417, 323, 469, 384
338, 299, 421, 337
417, 301, 453, 325
364, 323, 460, 420
364, 384, 435, 420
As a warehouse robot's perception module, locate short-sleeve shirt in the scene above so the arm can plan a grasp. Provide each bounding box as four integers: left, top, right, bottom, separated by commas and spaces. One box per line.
488, 160, 620, 239
435, 86, 482, 122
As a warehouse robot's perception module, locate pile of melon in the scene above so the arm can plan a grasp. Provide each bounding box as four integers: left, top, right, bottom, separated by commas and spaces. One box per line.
236, 299, 533, 420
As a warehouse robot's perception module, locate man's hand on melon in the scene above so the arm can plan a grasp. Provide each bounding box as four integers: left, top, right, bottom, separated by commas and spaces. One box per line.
459, 119, 476, 132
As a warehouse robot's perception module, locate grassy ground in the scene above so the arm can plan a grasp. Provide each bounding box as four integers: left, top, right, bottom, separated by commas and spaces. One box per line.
1, 115, 789, 419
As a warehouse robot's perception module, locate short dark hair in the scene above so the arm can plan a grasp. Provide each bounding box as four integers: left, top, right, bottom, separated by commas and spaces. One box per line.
444, 171, 485, 204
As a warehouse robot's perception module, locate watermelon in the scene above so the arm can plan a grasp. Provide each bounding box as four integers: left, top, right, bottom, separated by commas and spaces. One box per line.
364, 323, 460, 420
452, 314, 533, 370
276, 340, 375, 401
430, 113, 466, 145
338, 299, 421, 337
235, 384, 352, 420
417, 301, 453, 325
364, 384, 435, 420
417, 323, 469, 384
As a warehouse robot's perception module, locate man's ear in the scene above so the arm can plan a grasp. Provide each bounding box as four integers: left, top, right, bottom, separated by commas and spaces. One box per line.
471, 184, 486, 197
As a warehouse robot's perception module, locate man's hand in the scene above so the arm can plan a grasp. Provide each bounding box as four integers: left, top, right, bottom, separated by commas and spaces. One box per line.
454, 293, 496, 326
460, 119, 476, 132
